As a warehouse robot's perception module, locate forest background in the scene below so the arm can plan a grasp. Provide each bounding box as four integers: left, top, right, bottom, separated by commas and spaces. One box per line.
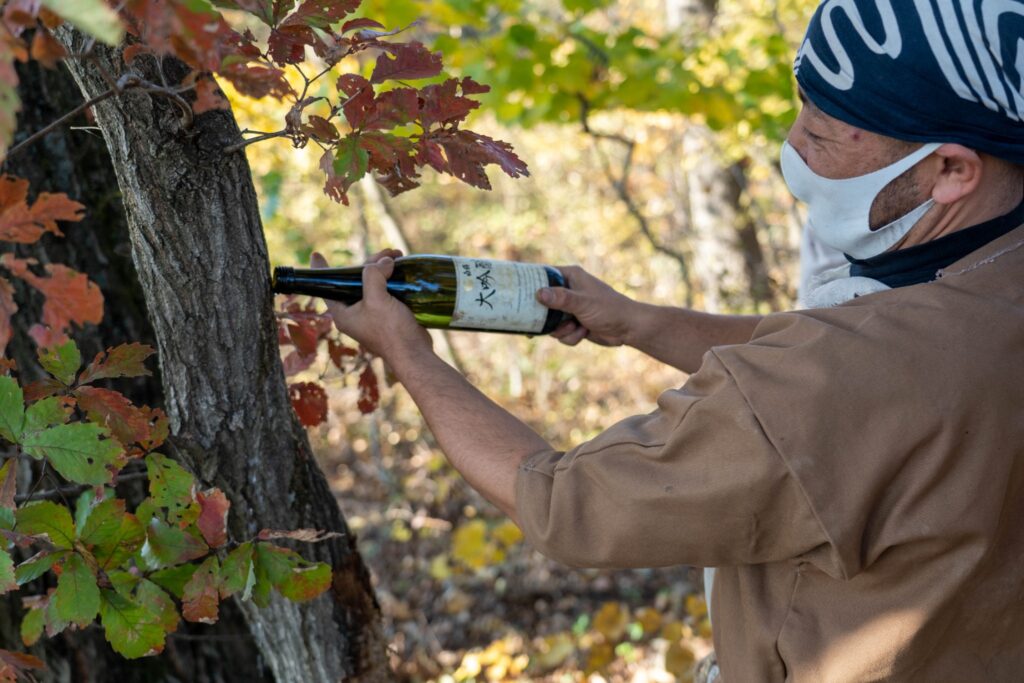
243, 0, 817, 679
0, 0, 820, 680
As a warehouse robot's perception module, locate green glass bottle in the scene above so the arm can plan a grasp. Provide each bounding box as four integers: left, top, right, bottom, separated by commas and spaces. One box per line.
272, 255, 572, 335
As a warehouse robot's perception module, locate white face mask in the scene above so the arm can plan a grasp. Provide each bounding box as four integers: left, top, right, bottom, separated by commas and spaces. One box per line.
781, 141, 942, 259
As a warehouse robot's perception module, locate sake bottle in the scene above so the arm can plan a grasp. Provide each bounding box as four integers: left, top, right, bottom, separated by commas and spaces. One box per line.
272, 255, 572, 335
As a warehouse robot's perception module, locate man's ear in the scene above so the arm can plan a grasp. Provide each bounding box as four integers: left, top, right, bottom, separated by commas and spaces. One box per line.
931, 144, 982, 204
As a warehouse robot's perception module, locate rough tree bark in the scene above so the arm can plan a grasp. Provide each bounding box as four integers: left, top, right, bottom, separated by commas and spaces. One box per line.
32, 28, 392, 682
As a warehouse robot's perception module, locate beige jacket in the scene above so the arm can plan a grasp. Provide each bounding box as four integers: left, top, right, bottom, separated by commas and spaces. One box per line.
516, 224, 1024, 682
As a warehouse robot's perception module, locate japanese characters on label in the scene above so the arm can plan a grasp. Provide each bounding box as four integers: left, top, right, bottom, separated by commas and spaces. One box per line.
451, 257, 549, 332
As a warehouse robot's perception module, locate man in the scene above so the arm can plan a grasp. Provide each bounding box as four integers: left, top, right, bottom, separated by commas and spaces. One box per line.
320, 2, 1024, 680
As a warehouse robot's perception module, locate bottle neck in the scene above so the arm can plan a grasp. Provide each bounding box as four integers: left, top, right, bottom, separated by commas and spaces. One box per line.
272, 266, 366, 303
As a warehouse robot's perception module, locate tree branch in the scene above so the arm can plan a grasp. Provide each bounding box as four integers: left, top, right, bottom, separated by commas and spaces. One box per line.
578, 95, 694, 304
15, 471, 148, 504
223, 130, 288, 154
4, 85, 121, 161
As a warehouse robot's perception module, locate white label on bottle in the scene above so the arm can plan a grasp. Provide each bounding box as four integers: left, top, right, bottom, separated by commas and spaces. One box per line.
450, 257, 550, 333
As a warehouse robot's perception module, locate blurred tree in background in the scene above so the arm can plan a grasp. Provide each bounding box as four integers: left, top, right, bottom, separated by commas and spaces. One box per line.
230, 0, 819, 679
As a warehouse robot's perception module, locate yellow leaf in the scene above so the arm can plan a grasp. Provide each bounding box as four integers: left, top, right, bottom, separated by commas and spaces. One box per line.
585, 641, 614, 674
660, 620, 685, 642
636, 607, 663, 636
429, 553, 451, 580
686, 594, 708, 621
531, 632, 575, 671
593, 601, 629, 641
665, 641, 696, 678
697, 617, 713, 640
451, 519, 489, 569
492, 519, 523, 547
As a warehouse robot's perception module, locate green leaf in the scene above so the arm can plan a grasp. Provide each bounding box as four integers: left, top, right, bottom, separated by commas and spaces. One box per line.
92, 511, 145, 573
220, 541, 255, 600
99, 589, 168, 658
145, 453, 199, 526
141, 518, 208, 570
45, 593, 69, 637
54, 553, 100, 628
74, 488, 98, 533
136, 580, 179, 635
149, 563, 199, 600
14, 550, 68, 585
182, 556, 220, 623
22, 422, 122, 485
79, 498, 126, 547
278, 561, 331, 603
0, 548, 15, 594
0, 507, 13, 531
0, 375, 24, 444
40, 0, 125, 46
20, 605, 44, 646
333, 136, 369, 185
24, 396, 73, 434
15, 501, 75, 548
38, 340, 81, 386
253, 543, 331, 603
106, 569, 140, 597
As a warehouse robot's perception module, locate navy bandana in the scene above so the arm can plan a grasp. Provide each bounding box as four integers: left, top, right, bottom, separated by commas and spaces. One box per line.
794, 1, 1024, 164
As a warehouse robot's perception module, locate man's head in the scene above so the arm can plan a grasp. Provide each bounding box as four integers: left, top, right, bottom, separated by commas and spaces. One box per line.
784, 0, 1024, 255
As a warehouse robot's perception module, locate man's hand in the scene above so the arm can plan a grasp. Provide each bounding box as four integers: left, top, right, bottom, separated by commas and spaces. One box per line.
311, 250, 433, 363
538, 266, 639, 347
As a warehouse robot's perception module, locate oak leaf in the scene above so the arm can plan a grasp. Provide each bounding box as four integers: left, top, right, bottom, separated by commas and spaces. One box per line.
0, 175, 85, 244
288, 381, 328, 426
370, 42, 443, 84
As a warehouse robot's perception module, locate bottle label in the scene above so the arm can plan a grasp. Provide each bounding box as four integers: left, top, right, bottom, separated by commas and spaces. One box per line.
451, 257, 550, 333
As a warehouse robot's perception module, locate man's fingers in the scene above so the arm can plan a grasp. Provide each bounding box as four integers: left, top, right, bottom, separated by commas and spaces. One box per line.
362, 257, 394, 305
310, 251, 329, 269
537, 286, 578, 313
560, 326, 589, 346
367, 248, 403, 264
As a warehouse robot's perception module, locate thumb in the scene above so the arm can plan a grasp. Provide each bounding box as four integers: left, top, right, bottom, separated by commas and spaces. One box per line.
537, 286, 579, 312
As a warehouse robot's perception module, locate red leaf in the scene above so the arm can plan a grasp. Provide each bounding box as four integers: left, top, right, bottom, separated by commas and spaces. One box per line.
434, 129, 530, 190
79, 343, 155, 385
419, 78, 480, 128
0, 458, 16, 509
337, 73, 374, 129
357, 365, 379, 414
301, 114, 339, 141
459, 76, 490, 95
288, 382, 328, 426
370, 42, 442, 84
220, 62, 294, 99
23, 378, 63, 402
29, 29, 65, 69
192, 76, 229, 114
341, 18, 383, 33
282, 350, 316, 376
0, 277, 17, 356
196, 489, 230, 548
2, 0, 38, 31
287, 320, 320, 356
267, 24, 315, 64
0, 649, 44, 683
1, 257, 102, 335
257, 528, 341, 543
363, 87, 419, 131
138, 407, 169, 452
318, 150, 348, 205
0, 176, 85, 244
284, 0, 361, 29
327, 340, 357, 370
74, 386, 152, 447
181, 556, 220, 624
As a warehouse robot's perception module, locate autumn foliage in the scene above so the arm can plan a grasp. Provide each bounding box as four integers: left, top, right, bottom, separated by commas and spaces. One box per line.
0, 0, 533, 674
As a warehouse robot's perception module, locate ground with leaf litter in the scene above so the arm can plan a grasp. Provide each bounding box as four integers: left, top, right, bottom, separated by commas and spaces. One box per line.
310, 358, 713, 682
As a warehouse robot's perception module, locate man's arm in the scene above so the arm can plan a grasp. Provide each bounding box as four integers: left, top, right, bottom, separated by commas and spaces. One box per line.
313, 252, 548, 520
539, 266, 762, 374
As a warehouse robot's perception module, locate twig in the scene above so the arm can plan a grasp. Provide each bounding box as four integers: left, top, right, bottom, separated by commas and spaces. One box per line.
578, 95, 694, 303
5, 86, 121, 160
15, 472, 149, 504
224, 130, 288, 154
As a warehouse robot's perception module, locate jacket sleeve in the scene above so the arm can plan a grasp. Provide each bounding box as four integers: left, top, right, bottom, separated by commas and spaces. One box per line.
515, 350, 836, 571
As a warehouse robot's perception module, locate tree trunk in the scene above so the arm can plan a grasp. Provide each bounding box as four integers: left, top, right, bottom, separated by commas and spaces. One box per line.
37, 29, 391, 682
